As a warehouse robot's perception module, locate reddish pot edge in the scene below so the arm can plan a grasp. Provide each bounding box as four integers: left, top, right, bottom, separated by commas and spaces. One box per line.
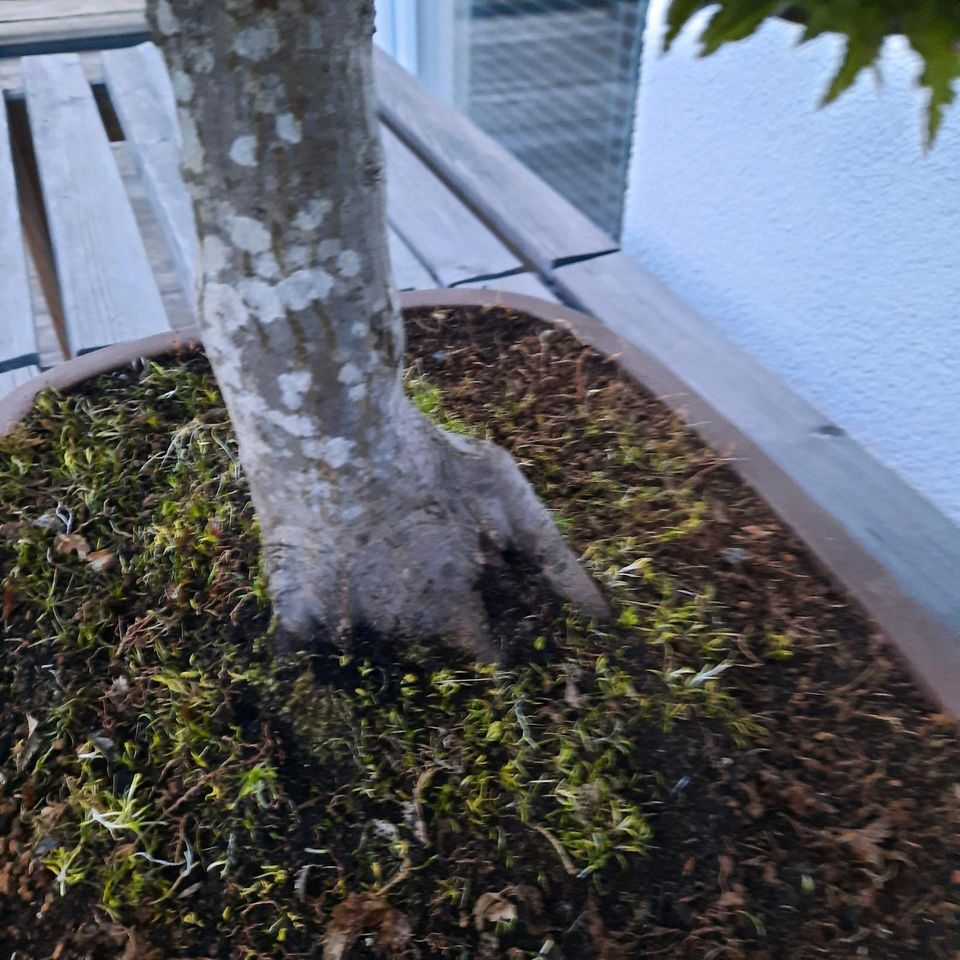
0, 327, 203, 437
0, 288, 956, 715
0, 291, 584, 437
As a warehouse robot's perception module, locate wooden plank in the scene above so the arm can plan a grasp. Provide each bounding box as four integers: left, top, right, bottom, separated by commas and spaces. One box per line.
389, 227, 437, 291
375, 47, 618, 274
23, 53, 168, 355
0, 0, 143, 26
102, 43, 197, 317
24, 245, 65, 371
555, 251, 960, 710
0, 51, 103, 99
0, 91, 40, 397
0, 1, 146, 53
5, 98, 69, 359
112, 142, 195, 330
383, 125, 521, 286
459, 272, 558, 303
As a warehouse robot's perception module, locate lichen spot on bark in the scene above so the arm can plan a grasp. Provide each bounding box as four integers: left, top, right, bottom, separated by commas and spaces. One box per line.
228, 216, 272, 255
256, 253, 281, 279
170, 69, 193, 104
278, 371, 313, 411
234, 23, 280, 61
178, 112, 205, 174
263, 407, 317, 439
337, 363, 362, 386
295, 199, 332, 232
277, 270, 316, 312
204, 282, 248, 337
202, 235, 230, 277
276, 114, 303, 144
237, 279, 282, 324
337, 250, 362, 278
229, 136, 257, 167
318, 239, 341, 261
302, 437, 355, 469
154, 0, 179, 36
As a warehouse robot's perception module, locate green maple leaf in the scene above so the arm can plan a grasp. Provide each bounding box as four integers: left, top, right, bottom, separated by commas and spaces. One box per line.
663, 0, 960, 146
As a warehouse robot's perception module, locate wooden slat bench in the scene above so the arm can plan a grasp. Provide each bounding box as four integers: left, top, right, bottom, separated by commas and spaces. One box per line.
0, 40, 558, 403
22, 52, 168, 355
375, 47, 619, 275
382, 124, 522, 286
101, 42, 197, 316
389, 228, 437, 292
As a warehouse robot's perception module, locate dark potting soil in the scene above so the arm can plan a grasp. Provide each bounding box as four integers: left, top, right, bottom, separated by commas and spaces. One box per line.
0, 305, 956, 960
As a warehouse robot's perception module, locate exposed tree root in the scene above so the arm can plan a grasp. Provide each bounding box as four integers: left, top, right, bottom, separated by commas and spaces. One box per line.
267, 401, 610, 659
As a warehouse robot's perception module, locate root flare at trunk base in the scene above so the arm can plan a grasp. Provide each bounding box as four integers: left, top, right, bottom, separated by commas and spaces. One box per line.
264, 408, 610, 660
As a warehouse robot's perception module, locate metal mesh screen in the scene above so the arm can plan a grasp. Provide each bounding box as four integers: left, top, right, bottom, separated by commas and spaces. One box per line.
460, 0, 647, 238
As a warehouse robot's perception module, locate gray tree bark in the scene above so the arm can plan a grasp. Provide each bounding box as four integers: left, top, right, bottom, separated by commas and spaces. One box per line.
147, 0, 607, 657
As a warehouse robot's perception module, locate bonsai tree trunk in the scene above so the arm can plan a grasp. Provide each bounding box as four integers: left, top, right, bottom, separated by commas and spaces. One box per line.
148, 0, 607, 656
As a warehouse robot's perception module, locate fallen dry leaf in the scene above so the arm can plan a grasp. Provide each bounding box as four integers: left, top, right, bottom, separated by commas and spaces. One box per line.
376, 905, 412, 952
86, 549, 116, 573
473, 890, 518, 930
740, 781, 766, 819
581, 893, 632, 960
717, 853, 734, 887
927, 712, 958, 728
782, 780, 835, 818
55, 533, 90, 559
3, 585, 15, 621
13, 714, 41, 772
0, 521, 29, 541
323, 893, 411, 960
164, 582, 189, 603
38, 802, 67, 831
119, 929, 155, 960
837, 817, 892, 870
717, 887, 746, 910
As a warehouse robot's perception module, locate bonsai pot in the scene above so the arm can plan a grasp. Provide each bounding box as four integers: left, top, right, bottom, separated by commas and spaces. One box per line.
1, 288, 957, 960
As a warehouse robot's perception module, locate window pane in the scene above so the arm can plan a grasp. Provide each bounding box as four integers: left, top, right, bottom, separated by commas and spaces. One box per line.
380, 0, 648, 238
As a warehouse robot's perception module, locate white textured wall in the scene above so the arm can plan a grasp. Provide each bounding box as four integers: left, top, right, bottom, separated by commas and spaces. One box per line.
623, 0, 960, 523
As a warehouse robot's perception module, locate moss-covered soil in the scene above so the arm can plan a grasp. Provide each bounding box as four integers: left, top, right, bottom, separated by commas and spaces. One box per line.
0, 306, 957, 960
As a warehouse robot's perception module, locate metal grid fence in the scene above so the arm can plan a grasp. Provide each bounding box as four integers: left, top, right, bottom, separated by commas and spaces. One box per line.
461, 0, 647, 238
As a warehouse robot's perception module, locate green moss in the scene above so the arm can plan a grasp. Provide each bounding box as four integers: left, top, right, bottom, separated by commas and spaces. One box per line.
406, 373, 481, 437
0, 356, 756, 957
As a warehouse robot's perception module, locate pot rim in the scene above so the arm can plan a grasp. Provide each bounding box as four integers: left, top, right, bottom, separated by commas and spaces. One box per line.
0, 290, 591, 436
